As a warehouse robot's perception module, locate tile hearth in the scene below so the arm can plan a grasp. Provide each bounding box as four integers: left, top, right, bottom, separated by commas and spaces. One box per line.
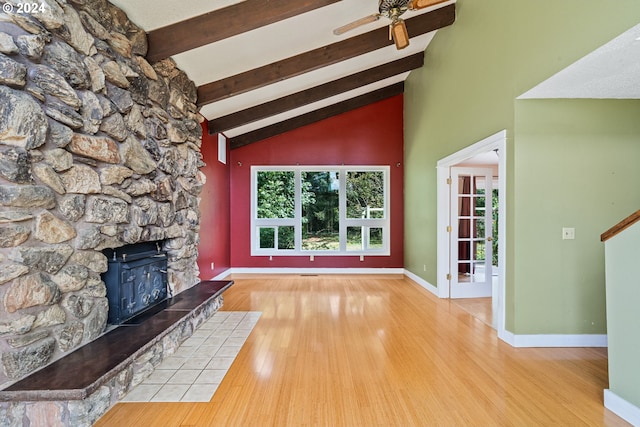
122, 311, 261, 403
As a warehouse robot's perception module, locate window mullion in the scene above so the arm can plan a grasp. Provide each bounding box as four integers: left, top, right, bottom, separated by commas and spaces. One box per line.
295, 169, 302, 252
250, 167, 257, 254
339, 167, 347, 252
385, 167, 390, 253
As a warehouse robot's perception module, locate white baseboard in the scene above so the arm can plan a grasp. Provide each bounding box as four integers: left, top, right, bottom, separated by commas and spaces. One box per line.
403, 270, 438, 296
500, 331, 607, 348
226, 267, 405, 275
604, 389, 640, 426
211, 269, 233, 280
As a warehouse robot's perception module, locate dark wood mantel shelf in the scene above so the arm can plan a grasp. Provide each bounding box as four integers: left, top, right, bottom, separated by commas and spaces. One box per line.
601, 209, 640, 242
0, 280, 233, 402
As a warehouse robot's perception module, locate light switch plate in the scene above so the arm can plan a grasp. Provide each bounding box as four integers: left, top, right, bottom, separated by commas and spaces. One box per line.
562, 227, 575, 240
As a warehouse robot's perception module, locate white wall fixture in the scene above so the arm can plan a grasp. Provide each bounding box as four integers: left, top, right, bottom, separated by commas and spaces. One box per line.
218, 133, 227, 164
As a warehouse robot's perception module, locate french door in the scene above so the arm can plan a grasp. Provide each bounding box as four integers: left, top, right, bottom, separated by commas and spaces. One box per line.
450, 167, 494, 298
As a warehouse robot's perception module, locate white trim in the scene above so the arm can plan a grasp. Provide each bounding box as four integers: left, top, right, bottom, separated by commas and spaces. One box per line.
404, 269, 438, 296
211, 268, 232, 281
500, 332, 608, 348
436, 130, 508, 340
604, 389, 640, 426
436, 164, 451, 299
228, 267, 405, 275
498, 328, 515, 345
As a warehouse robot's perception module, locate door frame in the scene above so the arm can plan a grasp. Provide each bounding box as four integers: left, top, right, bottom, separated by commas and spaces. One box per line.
436, 130, 507, 339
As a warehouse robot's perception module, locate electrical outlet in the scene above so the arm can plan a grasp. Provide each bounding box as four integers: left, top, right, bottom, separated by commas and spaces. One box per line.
562, 227, 575, 240
360, 255, 364, 261
310, 255, 314, 261
210, 262, 215, 270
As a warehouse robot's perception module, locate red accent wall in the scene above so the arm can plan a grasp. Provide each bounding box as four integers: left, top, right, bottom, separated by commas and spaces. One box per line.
229, 95, 404, 268
197, 121, 231, 278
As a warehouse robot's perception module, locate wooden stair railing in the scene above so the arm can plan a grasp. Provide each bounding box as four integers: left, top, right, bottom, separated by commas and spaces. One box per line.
601, 209, 640, 242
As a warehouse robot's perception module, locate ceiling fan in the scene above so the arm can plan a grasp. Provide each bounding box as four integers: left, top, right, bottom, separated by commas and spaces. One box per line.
333, 0, 447, 50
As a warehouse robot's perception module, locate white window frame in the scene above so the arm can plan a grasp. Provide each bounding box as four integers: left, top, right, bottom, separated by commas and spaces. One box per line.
251, 165, 390, 256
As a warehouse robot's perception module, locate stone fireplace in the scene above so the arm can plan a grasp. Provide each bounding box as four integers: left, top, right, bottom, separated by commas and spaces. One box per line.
0, 0, 204, 390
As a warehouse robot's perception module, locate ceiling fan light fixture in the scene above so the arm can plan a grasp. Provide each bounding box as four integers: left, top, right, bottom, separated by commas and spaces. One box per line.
390, 20, 410, 49
410, 0, 448, 10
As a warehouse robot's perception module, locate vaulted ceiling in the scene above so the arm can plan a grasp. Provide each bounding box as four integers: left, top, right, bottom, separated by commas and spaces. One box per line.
108, 0, 456, 148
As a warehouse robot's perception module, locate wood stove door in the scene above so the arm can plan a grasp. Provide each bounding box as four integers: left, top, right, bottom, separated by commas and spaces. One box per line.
120, 257, 167, 321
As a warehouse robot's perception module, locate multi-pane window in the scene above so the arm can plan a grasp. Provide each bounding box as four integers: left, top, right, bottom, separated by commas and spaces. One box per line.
251, 166, 390, 256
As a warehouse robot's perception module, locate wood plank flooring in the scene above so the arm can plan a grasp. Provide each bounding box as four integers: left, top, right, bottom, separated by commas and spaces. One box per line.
452, 297, 493, 328
95, 275, 628, 427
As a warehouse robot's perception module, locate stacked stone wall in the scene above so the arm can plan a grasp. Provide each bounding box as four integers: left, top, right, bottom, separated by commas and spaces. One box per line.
0, 0, 203, 388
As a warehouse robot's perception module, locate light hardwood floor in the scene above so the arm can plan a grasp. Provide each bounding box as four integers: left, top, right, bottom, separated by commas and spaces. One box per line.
452, 297, 493, 328
96, 275, 628, 427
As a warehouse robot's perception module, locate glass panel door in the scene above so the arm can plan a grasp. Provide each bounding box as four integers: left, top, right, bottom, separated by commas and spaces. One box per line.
450, 167, 493, 298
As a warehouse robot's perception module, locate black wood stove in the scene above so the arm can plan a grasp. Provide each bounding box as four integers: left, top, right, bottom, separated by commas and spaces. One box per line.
101, 241, 168, 324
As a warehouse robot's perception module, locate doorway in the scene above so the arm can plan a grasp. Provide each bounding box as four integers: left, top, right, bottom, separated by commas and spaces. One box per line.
436, 131, 506, 337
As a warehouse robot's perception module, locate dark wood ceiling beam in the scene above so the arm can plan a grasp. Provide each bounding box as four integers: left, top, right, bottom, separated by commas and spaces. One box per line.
146, 0, 340, 63
229, 82, 404, 150
209, 53, 423, 134
197, 3, 455, 106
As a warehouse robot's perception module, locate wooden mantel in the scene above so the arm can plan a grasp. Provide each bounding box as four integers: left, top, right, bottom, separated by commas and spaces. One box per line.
601, 209, 640, 242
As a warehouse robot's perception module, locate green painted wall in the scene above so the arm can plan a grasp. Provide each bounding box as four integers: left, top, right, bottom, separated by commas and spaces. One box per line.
404, 0, 640, 333
604, 220, 640, 409
514, 99, 640, 334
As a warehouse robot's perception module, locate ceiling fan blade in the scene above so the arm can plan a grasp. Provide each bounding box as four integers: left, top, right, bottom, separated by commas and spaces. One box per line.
333, 14, 380, 35
410, 0, 448, 10
390, 19, 410, 50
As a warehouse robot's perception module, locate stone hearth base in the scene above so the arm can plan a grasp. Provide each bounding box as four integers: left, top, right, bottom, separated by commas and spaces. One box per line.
0, 281, 233, 427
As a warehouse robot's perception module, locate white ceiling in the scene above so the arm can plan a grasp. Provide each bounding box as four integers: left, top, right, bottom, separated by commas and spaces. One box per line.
459, 150, 499, 166
108, 0, 455, 140
520, 23, 640, 99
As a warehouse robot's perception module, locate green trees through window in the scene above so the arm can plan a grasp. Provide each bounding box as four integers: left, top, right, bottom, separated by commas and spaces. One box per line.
473, 187, 499, 267
346, 171, 384, 250
257, 171, 294, 219
301, 171, 339, 250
